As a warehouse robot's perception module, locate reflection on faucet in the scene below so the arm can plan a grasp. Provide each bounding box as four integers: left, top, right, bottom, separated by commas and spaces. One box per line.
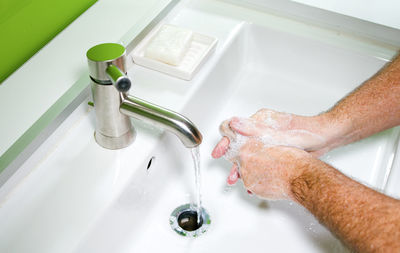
87, 43, 202, 149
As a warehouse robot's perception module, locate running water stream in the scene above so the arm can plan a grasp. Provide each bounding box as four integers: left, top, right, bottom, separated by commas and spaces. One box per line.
190, 146, 202, 224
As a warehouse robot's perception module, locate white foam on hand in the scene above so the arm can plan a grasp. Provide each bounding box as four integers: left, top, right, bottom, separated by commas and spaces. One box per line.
219, 113, 327, 180
216, 110, 330, 200
229, 116, 327, 152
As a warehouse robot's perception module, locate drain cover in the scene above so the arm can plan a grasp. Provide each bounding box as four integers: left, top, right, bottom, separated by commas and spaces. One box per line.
170, 203, 211, 237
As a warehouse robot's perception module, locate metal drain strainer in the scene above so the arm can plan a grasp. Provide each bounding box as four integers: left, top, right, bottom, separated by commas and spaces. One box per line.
169, 203, 211, 237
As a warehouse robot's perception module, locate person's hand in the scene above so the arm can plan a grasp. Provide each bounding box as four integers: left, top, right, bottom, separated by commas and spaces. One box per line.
235, 141, 315, 200
212, 109, 331, 157
212, 109, 341, 185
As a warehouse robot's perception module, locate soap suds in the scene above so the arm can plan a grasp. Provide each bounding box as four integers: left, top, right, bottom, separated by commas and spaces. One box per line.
221, 116, 327, 180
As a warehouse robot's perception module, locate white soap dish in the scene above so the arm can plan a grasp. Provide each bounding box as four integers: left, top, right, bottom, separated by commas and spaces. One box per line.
131, 25, 218, 81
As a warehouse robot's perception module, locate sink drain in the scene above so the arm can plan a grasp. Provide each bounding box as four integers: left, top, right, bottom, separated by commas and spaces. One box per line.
170, 203, 210, 237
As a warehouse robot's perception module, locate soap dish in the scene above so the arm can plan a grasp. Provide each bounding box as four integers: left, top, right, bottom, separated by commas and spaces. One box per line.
131, 25, 218, 81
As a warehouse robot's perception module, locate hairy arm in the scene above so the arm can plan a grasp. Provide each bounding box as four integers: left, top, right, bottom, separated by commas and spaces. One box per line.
213, 54, 400, 251
321, 54, 400, 148
235, 143, 400, 252
290, 158, 400, 253
212, 55, 400, 160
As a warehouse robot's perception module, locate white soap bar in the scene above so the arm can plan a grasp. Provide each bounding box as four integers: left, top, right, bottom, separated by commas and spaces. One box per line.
144, 25, 193, 66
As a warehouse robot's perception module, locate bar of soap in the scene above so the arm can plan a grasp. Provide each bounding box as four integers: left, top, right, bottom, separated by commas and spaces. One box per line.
144, 25, 193, 66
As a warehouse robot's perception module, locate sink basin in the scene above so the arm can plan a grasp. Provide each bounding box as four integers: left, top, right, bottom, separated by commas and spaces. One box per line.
75, 21, 399, 253
1, 3, 399, 253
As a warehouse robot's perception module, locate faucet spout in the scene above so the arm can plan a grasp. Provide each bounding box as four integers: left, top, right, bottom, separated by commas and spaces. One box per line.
87, 42, 202, 150
120, 93, 202, 148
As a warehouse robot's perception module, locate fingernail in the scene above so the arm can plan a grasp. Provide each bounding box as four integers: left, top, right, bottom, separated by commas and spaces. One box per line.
227, 179, 237, 185
229, 171, 238, 181
227, 174, 238, 185
247, 190, 253, 195
229, 118, 242, 129
230, 118, 252, 136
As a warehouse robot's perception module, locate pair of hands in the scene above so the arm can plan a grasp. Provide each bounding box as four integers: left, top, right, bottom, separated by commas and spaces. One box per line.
211, 109, 332, 200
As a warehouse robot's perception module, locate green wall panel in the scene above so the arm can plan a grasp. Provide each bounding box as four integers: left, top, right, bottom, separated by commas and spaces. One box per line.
0, 0, 97, 83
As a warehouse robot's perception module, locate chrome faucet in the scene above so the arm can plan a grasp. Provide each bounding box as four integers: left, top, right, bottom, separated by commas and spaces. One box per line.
86, 43, 202, 149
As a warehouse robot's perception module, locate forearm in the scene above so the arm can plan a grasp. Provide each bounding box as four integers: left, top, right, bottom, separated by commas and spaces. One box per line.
290, 161, 400, 252
321, 55, 400, 146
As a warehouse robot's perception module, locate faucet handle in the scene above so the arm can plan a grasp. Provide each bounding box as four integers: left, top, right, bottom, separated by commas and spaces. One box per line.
87, 43, 131, 92
106, 64, 131, 92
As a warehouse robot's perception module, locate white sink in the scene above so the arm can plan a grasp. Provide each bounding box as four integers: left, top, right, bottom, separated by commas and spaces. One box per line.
75, 22, 399, 253
1, 4, 399, 253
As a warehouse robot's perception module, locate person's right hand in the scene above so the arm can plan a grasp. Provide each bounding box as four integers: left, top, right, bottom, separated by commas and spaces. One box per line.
212, 109, 344, 185
236, 140, 317, 200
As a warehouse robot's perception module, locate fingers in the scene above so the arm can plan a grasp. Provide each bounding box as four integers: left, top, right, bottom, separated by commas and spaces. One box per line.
227, 163, 240, 185
251, 109, 293, 130
213, 117, 264, 159
251, 108, 272, 121
211, 137, 230, 158
229, 117, 261, 136
213, 117, 242, 159
219, 119, 236, 140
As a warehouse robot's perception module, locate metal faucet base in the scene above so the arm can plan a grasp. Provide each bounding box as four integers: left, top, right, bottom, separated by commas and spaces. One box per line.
94, 128, 136, 150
